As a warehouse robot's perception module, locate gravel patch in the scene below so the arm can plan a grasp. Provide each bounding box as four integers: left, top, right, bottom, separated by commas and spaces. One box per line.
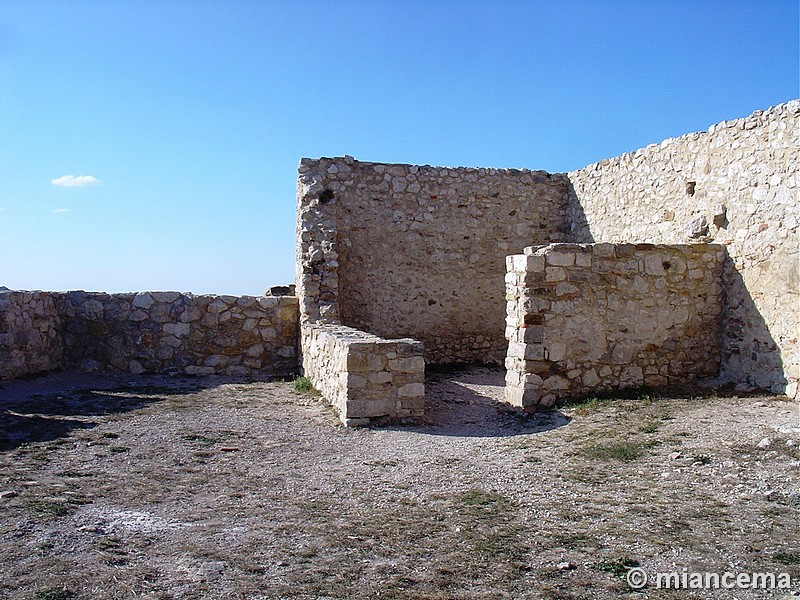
1, 367, 798, 599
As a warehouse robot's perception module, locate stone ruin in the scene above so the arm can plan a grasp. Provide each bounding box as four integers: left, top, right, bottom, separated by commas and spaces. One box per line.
296, 100, 798, 424
2, 100, 798, 426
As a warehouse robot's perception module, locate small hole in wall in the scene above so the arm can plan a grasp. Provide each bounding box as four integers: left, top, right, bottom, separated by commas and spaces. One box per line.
685, 181, 696, 196
318, 189, 334, 204
663, 261, 671, 270
428, 299, 436, 306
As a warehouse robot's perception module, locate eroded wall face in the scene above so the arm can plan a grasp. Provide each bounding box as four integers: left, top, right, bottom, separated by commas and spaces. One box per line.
297, 157, 570, 364
504, 243, 726, 409
567, 101, 799, 396
0, 290, 299, 379
60, 292, 298, 376
0, 291, 63, 379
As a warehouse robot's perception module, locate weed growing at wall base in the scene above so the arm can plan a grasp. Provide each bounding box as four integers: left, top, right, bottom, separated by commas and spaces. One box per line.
293, 376, 319, 395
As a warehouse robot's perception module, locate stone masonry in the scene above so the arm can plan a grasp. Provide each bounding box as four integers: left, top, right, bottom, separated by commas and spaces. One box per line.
301, 324, 424, 426
295, 158, 569, 424
297, 100, 798, 416
2, 100, 796, 424
297, 157, 569, 364
567, 100, 799, 397
504, 243, 726, 409
0, 291, 63, 379
0, 290, 299, 379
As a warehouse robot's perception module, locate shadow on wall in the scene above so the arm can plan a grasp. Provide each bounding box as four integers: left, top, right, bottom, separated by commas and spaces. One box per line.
722, 258, 786, 394
562, 175, 788, 396
564, 180, 595, 245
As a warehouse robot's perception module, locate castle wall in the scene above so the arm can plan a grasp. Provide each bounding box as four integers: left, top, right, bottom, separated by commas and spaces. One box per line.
297, 157, 570, 364
567, 101, 799, 397
0, 291, 63, 379
504, 243, 726, 409
0, 291, 299, 379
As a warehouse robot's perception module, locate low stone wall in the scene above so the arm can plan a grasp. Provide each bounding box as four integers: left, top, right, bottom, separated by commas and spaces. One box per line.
301, 323, 425, 426
0, 290, 299, 379
504, 243, 725, 409
0, 291, 63, 379
59, 292, 298, 376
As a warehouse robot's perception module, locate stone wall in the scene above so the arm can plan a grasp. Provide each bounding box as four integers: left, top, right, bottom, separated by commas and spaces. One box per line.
59, 292, 298, 377
297, 156, 570, 364
567, 100, 799, 397
301, 323, 425, 426
0, 291, 63, 379
0, 291, 299, 379
504, 243, 726, 409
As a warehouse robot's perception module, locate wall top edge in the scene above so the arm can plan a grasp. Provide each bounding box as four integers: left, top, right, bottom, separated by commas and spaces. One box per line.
566, 99, 799, 176
299, 100, 797, 182
520, 242, 727, 255
298, 156, 558, 178
0, 290, 297, 301
306, 322, 423, 347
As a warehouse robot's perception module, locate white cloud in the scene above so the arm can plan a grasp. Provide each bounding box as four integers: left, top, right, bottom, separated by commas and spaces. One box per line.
53, 208, 69, 213
51, 175, 102, 188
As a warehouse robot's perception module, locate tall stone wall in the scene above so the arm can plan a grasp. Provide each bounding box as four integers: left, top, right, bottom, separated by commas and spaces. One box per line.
0, 291, 299, 379
297, 157, 570, 364
0, 291, 63, 379
504, 243, 726, 409
567, 101, 799, 397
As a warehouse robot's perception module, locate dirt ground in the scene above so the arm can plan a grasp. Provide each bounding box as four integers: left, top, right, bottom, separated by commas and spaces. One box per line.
0, 366, 798, 600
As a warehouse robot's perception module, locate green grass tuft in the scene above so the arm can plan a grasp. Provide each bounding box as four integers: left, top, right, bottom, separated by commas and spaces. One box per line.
293, 376, 319, 395
774, 551, 800, 565
591, 556, 640, 577
34, 590, 79, 600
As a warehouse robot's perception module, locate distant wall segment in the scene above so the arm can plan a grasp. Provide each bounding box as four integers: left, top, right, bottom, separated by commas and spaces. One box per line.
0, 291, 298, 379
0, 291, 63, 379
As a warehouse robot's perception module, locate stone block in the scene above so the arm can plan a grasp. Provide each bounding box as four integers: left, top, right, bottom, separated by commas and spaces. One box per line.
398, 383, 425, 397
545, 251, 575, 266
132, 292, 155, 309
644, 253, 666, 276
163, 322, 190, 337
388, 356, 425, 373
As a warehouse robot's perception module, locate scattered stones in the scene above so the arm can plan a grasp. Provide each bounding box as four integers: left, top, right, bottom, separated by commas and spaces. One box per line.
265, 284, 296, 296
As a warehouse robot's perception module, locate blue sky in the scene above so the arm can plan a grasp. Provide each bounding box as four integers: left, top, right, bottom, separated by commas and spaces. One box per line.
0, 1, 797, 295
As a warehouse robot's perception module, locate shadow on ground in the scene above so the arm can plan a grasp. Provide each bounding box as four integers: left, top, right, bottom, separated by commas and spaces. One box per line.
393, 364, 571, 438
0, 371, 278, 452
